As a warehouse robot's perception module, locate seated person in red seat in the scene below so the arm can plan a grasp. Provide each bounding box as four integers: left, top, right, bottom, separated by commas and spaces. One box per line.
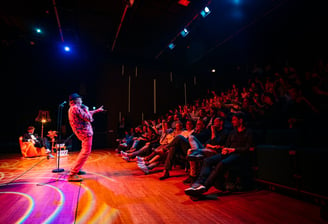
23, 126, 51, 152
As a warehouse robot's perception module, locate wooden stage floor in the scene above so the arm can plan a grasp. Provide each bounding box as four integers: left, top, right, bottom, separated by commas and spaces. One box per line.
0, 149, 325, 224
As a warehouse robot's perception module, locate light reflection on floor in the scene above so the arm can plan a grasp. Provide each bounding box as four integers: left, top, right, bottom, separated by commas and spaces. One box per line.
0, 151, 120, 224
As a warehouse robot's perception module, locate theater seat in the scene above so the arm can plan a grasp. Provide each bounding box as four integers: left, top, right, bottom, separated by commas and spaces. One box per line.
19, 136, 47, 158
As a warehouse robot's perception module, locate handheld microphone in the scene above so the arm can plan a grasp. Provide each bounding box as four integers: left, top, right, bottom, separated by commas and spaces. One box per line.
81, 104, 89, 110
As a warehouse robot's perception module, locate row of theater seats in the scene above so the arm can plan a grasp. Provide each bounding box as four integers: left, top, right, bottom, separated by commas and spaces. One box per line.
250, 128, 327, 204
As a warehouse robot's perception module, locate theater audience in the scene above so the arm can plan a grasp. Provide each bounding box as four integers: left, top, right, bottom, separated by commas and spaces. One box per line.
113, 58, 327, 199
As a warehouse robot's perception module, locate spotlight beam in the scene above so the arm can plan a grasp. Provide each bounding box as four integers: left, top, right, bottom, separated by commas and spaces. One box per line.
112, 4, 129, 52
52, 0, 64, 42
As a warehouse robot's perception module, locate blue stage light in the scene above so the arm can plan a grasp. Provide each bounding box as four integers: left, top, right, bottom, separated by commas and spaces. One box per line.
233, 0, 241, 5
168, 43, 175, 50
180, 28, 189, 37
64, 46, 70, 52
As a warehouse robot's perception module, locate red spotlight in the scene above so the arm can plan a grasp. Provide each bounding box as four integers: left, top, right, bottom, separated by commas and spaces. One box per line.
178, 0, 190, 7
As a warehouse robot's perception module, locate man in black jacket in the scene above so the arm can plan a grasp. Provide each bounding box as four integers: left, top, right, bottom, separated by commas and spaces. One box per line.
185, 113, 254, 197
23, 126, 50, 150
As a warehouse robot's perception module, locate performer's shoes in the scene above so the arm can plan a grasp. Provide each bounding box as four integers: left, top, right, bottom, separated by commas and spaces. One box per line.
78, 170, 87, 175
68, 174, 83, 182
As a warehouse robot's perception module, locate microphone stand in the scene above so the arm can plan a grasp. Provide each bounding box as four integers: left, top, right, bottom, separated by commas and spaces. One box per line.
52, 102, 66, 173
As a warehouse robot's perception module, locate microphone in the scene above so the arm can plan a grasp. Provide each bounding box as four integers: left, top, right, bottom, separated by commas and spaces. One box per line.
60, 101, 67, 107
81, 104, 89, 110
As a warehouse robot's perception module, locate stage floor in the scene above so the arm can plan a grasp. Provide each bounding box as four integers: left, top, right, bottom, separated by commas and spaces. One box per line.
0, 149, 325, 224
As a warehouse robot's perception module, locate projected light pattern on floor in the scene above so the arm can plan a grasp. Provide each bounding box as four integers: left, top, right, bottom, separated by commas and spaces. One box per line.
0, 151, 120, 223
0, 191, 35, 223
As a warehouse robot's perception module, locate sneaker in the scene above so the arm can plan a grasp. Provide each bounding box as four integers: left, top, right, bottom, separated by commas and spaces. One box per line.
191, 182, 202, 189
182, 176, 197, 185
68, 174, 83, 182
185, 184, 206, 196
138, 163, 149, 174
137, 160, 145, 165
122, 156, 130, 162
136, 156, 145, 162
121, 151, 128, 157
78, 170, 87, 175
184, 186, 196, 195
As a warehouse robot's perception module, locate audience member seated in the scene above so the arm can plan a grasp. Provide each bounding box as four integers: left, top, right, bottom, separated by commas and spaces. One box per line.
137, 120, 183, 174
20, 126, 53, 158
115, 128, 135, 153
121, 125, 160, 161
184, 113, 254, 198
159, 119, 210, 180
184, 117, 229, 185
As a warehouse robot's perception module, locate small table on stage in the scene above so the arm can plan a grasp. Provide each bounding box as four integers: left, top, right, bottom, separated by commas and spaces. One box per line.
53, 143, 68, 157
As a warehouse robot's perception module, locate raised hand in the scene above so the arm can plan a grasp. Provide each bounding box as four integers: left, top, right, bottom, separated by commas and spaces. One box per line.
97, 106, 105, 112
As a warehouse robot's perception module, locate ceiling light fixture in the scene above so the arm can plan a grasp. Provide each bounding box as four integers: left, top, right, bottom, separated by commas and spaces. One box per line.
178, 0, 190, 7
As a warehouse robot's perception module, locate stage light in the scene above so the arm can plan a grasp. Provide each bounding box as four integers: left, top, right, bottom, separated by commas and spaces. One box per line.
233, 0, 241, 5
64, 46, 70, 52
168, 43, 175, 50
178, 0, 190, 7
35, 28, 42, 34
180, 28, 189, 37
211, 69, 216, 73
200, 6, 211, 18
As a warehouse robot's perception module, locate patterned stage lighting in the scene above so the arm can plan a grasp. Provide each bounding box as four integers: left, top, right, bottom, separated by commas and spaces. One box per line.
180, 28, 189, 37
168, 43, 175, 50
200, 6, 211, 18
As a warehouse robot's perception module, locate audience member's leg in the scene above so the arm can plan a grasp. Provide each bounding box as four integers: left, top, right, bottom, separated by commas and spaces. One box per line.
166, 135, 187, 148
204, 154, 241, 190
159, 146, 176, 180
130, 145, 151, 158
195, 153, 223, 185
188, 135, 204, 150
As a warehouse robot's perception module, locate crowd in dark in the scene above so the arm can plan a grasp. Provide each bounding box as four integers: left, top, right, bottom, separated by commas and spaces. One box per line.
114, 59, 328, 198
